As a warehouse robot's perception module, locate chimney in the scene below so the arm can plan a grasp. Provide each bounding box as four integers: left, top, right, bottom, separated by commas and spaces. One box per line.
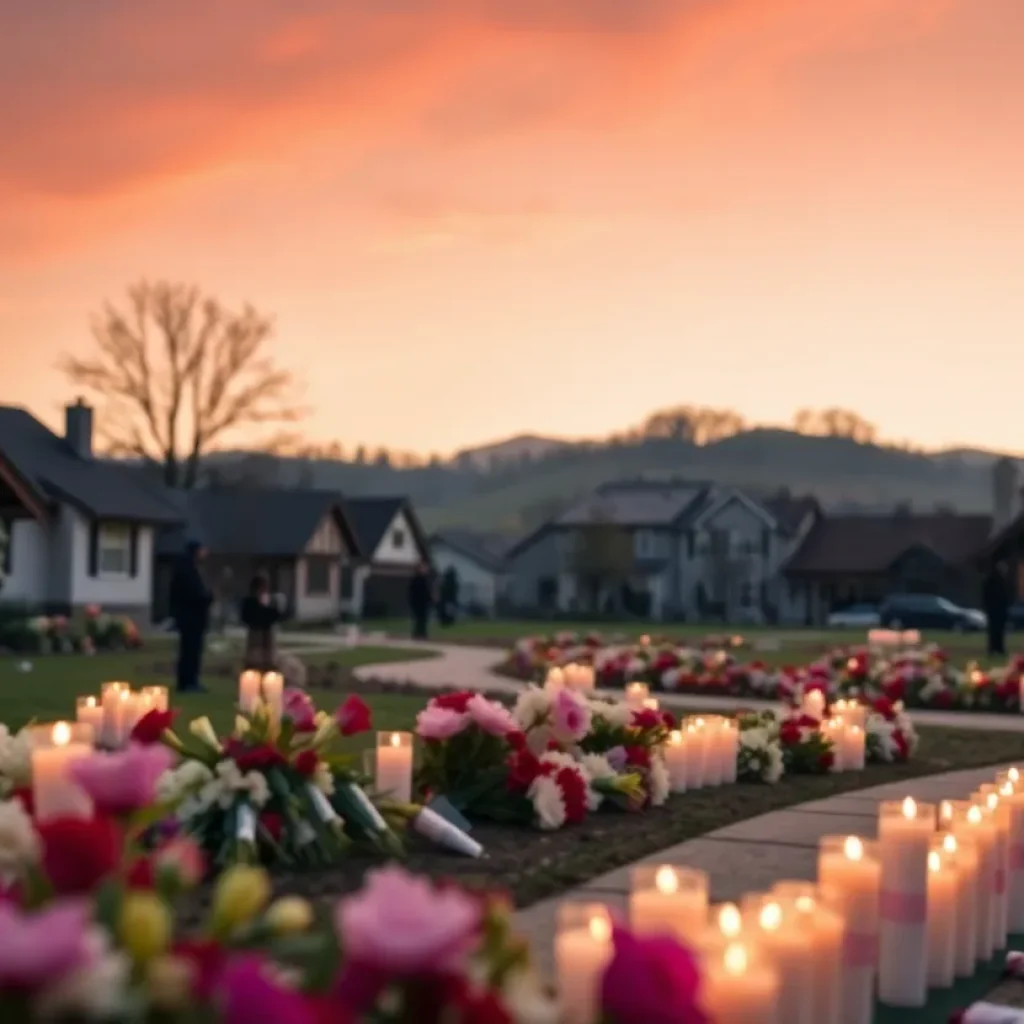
64, 398, 93, 459
991, 457, 1018, 535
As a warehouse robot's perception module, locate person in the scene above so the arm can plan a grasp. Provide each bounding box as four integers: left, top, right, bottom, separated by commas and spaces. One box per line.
982, 560, 1012, 657
408, 561, 433, 640
240, 572, 285, 672
438, 566, 459, 626
169, 539, 213, 693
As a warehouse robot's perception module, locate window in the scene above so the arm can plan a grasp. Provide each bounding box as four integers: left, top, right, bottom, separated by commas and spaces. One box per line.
634, 529, 655, 557
391, 527, 406, 549
97, 524, 131, 577
305, 557, 332, 596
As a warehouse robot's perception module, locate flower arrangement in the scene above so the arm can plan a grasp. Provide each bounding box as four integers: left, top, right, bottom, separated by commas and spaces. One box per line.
0, 606, 141, 655
0, 723, 31, 799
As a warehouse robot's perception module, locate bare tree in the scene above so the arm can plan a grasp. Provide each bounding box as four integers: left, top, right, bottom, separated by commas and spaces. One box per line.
59, 280, 304, 488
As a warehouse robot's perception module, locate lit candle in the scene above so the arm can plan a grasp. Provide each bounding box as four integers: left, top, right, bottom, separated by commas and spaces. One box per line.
772, 882, 843, 1024
555, 903, 612, 1024
820, 718, 845, 772
30, 722, 93, 822
624, 682, 649, 708
938, 799, 956, 831
375, 731, 413, 803
76, 696, 104, 737
630, 865, 708, 945
801, 688, 826, 719
641, 696, 660, 712
942, 832, 979, 978
701, 940, 780, 1024
843, 725, 866, 771
703, 717, 725, 787
742, 895, 814, 1024
260, 671, 285, 725
877, 797, 936, 1007
547, 666, 565, 690
100, 681, 127, 747
996, 772, 1024, 933
682, 717, 708, 789
238, 670, 262, 713
113, 689, 135, 748
926, 841, 958, 988
833, 699, 867, 730
951, 801, 998, 962
817, 835, 881, 1024
721, 719, 739, 784
975, 786, 1010, 950
140, 685, 169, 713
664, 730, 688, 793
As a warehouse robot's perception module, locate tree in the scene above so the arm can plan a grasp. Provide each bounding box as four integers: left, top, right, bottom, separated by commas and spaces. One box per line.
59, 280, 303, 488
793, 407, 877, 443
569, 522, 635, 612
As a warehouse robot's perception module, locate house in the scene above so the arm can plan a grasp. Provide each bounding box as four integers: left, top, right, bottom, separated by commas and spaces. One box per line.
429, 529, 509, 616
503, 480, 820, 622
972, 457, 1024, 597
154, 489, 362, 624
0, 400, 182, 621
342, 497, 432, 618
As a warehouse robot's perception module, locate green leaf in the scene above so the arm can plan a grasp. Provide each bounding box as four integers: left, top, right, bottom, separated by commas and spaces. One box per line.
93, 877, 124, 934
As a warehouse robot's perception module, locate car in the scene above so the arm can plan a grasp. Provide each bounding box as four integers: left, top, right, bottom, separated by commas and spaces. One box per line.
827, 604, 881, 629
878, 594, 984, 632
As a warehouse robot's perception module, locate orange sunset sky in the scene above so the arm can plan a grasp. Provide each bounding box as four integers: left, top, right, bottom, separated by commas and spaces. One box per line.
1, 0, 1022, 456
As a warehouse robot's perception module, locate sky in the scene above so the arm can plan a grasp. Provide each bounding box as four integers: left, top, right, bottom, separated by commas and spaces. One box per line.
1, 0, 1023, 456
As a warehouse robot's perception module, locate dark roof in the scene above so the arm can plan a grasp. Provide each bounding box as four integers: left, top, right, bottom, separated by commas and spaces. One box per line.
784, 514, 993, 575
157, 489, 360, 558
761, 495, 821, 536
0, 406, 182, 524
430, 529, 510, 572
343, 496, 430, 562
557, 481, 714, 527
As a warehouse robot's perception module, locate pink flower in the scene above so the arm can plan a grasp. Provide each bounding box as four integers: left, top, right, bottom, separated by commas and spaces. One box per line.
219, 955, 335, 1024
0, 901, 91, 988
551, 688, 592, 743
415, 705, 468, 741
70, 743, 175, 815
466, 695, 517, 736
601, 926, 708, 1024
154, 836, 205, 888
283, 689, 316, 732
336, 865, 480, 974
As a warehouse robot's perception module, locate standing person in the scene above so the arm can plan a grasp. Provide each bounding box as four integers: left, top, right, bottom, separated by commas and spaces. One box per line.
409, 561, 433, 640
240, 572, 285, 672
439, 566, 459, 626
169, 539, 213, 693
982, 560, 1012, 657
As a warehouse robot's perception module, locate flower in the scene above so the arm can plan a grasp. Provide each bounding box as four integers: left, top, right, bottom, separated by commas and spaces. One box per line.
431, 691, 476, 714
189, 717, 222, 752
223, 739, 285, 774
466, 694, 518, 736
265, 897, 314, 935
146, 955, 196, 1012
31, 926, 129, 1020
70, 743, 175, 815
153, 836, 205, 889
336, 864, 480, 974
527, 775, 566, 830
37, 815, 122, 895
0, 901, 91, 988
556, 766, 588, 825
551, 688, 591, 744
0, 796, 40, 876
601, 926, 708, 1024
219, 955, 333, 1024
292, 749, 320, 777
118, 890, 172, 963
336, 695, 372, 737
211, 865, 272, 937
283, 689, 317, 732
416, 704, 469, 741
131, 709, 179, 746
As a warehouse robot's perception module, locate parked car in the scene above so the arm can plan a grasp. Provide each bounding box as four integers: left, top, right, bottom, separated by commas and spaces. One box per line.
878, 594, 985, 632
827, 604, 881, 629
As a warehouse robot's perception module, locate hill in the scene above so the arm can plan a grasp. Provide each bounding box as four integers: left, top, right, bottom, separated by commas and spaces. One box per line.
199, 429, 1010, 536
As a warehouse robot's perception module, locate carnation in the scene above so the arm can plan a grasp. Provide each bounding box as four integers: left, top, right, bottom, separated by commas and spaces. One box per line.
0, 797, 40, 876
528, 776, 566, 831
648, 754, 671, 807
513, 686, 552, 731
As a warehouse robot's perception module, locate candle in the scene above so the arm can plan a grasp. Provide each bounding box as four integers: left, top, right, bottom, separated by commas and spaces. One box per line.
951, 800, 998, 962
664, 730, 688, 793
703, 717, 725, 787
975, 786, 1010, 950
721, 719, 739, 784
843, 725, 866, 771
30, 721, 93, 822
630, 865, 708, 945
996, 772, 1024, 932
772, 882, 843, 1024
817, 835, 881, 1024
641, 696, 660, 712
76, 696, 104, 737
683, 717, 707, 789
926, 840, 958, 988
624, 682, 649, 708
877, 797, 936, 1007
742, 895, 814, 1024
375, 731, 413, 803
260, 671, 284, 726
112, 689, 135, 748
801, 689, 826, 719
100, 681, 128, 747
833, 700, 867, 730
238, 670, 262, 713
555, 903, 612, 1024
123, 690, 151, 738
701, 940, 780, 1024
140, 686, 169, 713
547, 666, 565, 690
820, 718, 845, 772
941, 832, 979, 978
938, 799, 956, 831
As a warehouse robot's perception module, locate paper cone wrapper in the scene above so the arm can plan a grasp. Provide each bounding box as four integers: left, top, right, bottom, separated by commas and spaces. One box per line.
414, 807, 483, 858
307, 784, 341, 824
346, 783, 388, 832
237, 803, 257, 843
956, 1003, 1024, 1023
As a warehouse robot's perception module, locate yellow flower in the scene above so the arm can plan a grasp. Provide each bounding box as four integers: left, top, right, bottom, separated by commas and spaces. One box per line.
119, 891, 171, 964
265, 896, 314, 935
211, 865, 271, 936
234, 715, 251, 737
146, 955, 195, 1011
189, 716, 221, 752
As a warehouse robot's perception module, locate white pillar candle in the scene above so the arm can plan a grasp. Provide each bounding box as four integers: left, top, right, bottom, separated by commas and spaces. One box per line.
547, 666, 565, 690
100, 681, 128, 747
30, 722, 94, 822
555, 903, 612, 1024
926, 840, 958, 988
630, 865, 708, 946
952, 801, 998, 962
123, 691, 152, 738
664, 730, 688, 793
938, 799, 956, 832
683, 718, 707, 789
701, 940, 780, 1024
721, 719, 739, 784
772, 882, 843, 1024
641, 696, 660, 712
941, 832, 979, 978
820, 718, 845, 772
375, 731, 413, 803
76, 696, 105, 738
877, 797, 936, 1007
976, 786, 1011, 950
996, 772, 1024, 933
261, 671, 285, 726
624, 681, 649, 708
801, 689, 826, 719
140, 686, 169, 713
832, 700, 867, 730
113, 689, 135, 748
817, 835, 881, 1024
238, 670, 262, 714
742, 895, 814, 1024
703, 718, 725, 787
843, 725, 866, 772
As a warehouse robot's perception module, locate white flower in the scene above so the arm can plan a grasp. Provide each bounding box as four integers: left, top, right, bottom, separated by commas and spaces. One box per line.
0, 726, 32, 790
504, 968, 561, 1024
313, 762, 335, 796
0, 798, 40, 875
539, 751, 577, 772
34, 927, 129, 1020
242, 771, 270, 807
586, 699, 632, 729
660, 668, 682, 691
514, 686, 552, 731
648, 754, 671, 807
737, 727, 784, 784
528, 775, 567, 831
578, 753, 616, 781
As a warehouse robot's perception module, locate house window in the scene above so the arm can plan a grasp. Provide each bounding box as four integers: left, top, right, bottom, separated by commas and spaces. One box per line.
98, 524, 131, 577
391, 528, 406, 549
305, 557, 332, 596
634, 529, 655, 558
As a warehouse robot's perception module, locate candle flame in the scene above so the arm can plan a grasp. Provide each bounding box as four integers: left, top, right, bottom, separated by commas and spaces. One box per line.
940, 800, 953, 821
758, 902, 783, 931
987, 793, 999, 811
901, 796, 917, 820
843, 836, 864, 861
1010, 767, 1020, 784
943, 834, 958, 854
928, 851, 941, 873
85, 696, 96, 708
695, 718, 706, 729
654, 867, 678, 895
119, 689, 130, 702
390, 733, 401, 748
967, 805, 983, 826
723, 942, 748, 976
795, 895, 816, 914
669, 730, 682, 746
52, 721, 71, 747
588, 914, 611, 942
1001, 782, 1014, 797
718, 903, 742, 937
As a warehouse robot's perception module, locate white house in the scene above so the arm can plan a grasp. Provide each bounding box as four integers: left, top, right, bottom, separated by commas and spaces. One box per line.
429, 529, 508, 616
0, 400, 182, 621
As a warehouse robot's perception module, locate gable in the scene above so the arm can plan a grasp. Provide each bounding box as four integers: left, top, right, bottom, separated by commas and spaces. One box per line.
304, 513, 344, 556
373, 510, 423, 565
695, 493, 776, 534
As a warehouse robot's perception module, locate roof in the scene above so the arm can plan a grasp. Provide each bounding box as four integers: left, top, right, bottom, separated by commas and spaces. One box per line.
556, 481, 714, 528
784, 514, 993, 575
156, 489, 360, 558
761, 495, 821, 536
343, 496, 430, 562
430, 529, 510, 572
0, 406, 182, 524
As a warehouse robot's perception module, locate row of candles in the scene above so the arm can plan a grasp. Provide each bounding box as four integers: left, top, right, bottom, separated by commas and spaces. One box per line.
555, 766, 1024, 1024
75, 682, 169, 749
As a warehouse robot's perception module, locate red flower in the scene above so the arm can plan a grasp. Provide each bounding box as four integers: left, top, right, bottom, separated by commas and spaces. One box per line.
779, 721, 803, 747
37, 815, 122, 895
173, 939, 228, 999
127, 856, 156, 889
336, 695, 372, 737
795, 714, 821, 729
10, 786, 33, 817
556, 766, 588, 825
630, 709, 662, 730
506, 749, 545, 792
893, 729, 910, 762
624, 746, 651, 769
431, 691, 475, 714
505, 730, 527, 751
259, 812, 284, 841
872, 697, 897, 721
293, 749, 319, 777
223, 739, 285, 773
131, 708, 179, 746
818, 750, 835, 772
660, 711, 677, 730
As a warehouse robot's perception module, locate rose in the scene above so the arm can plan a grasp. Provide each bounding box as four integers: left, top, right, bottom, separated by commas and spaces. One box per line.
0, 901, 93, 988
131, 709, 179, 746
37, 815, 122, 895
70, 744, 176, 816
223, 740, 285, 774
336, 695, 372, 737
431, 691, 476, 714
466, 695, 517, 737
292, 750, 319, 777
551, 688, 591, 744
415, 705, 468, 741
282, 689, 317, 732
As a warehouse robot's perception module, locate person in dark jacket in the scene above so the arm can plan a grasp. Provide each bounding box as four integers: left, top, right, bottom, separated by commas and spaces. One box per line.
438, 566, 459, 626
983, 560, 1012, 657
169, 539, 213, 692
409, 561, 433, 640
240, 572, 285, 672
